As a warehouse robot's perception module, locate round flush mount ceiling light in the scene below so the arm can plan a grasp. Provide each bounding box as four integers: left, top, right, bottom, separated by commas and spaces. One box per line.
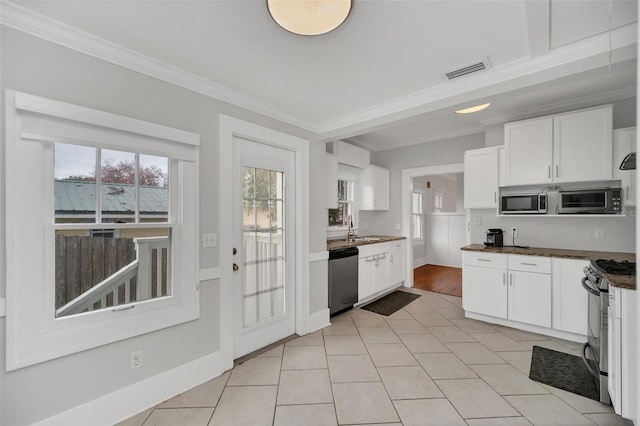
455, 103, 491, 114
267, 0, 352, 36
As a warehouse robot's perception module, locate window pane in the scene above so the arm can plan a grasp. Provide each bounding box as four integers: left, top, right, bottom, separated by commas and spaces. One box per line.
101, 149, 136, 223
54, 144, 97, 224
255, 168, 270, 199
55, 228, 172, 318
328, 205, 344, 227
139, 154, 169, 223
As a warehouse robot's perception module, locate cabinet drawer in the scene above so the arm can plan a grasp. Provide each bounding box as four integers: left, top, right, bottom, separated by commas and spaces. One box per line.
508, 255, 551, 274
358, 243, 387, 259
463, 251, 507, 269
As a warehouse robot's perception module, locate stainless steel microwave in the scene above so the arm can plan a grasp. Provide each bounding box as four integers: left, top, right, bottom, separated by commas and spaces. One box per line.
501, 193, 547, 214
558, 188, 622, 214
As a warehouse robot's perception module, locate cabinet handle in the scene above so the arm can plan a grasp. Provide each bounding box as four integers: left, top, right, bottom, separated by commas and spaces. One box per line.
555, 165, 559, 178
509, 274, 513, 286
477, 258, 491, 262
548, 166, 551, 179
503, 273, 506, 286
626, 186, 630, 201
390, 254, 394, 262
520, 262, 537, 266
494, 192, 497, 203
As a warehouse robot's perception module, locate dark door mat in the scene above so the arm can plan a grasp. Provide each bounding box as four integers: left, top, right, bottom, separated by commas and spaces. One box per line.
529, 345, 599, 401
360, 290, 420, 316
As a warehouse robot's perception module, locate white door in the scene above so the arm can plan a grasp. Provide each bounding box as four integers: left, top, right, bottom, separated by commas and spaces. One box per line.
233, 137, 296, 358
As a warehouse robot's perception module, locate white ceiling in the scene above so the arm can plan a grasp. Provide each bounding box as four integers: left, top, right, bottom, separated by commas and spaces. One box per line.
4, 0, 639, 150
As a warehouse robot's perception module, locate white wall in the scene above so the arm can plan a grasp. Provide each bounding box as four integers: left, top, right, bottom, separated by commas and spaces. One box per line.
0, 26, 320, 425
469, 210, 636, 253
370, 133, 486, 236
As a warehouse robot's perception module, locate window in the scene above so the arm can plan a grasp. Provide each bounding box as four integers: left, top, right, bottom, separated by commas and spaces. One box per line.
328, 179, 355, 227
5, 91, 200, 370
412, 192, 423, 240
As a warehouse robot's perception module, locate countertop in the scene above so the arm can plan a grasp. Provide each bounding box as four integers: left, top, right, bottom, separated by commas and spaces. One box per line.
327, 235, 406, 251
461, 244, 636, 290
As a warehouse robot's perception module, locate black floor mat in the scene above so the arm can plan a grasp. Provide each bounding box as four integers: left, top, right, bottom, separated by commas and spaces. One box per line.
360, 290, 420, 316
529, 345, 599, 401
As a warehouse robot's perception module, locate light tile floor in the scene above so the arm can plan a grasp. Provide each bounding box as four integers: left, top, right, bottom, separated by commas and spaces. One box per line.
119, 289, 633, 426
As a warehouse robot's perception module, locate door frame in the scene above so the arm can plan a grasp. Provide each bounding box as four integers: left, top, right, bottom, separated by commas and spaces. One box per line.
219, 115, 310, 370
401, 163, 466, 288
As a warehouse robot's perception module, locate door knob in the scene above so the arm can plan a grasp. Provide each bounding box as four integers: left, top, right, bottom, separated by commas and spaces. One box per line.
233, 263, 239, 271
233, 247, 237, 255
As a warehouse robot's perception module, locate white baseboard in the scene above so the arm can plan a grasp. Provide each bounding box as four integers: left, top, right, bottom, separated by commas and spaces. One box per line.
413, 257, 429, 268
34, 351, 224, 426
465, 312, 586, 343
308, 308, 330, 332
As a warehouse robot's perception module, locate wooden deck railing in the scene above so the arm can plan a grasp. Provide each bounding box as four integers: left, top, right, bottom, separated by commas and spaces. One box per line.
56, 236, 170, 317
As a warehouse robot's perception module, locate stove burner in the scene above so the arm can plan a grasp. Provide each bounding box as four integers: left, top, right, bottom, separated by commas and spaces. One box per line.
593, 259, 636, 276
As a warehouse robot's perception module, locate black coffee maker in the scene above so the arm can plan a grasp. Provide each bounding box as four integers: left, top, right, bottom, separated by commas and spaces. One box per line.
485, 229, 504, 247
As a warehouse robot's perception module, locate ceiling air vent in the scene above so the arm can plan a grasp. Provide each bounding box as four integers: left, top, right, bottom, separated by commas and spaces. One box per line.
444, 57, 491, 80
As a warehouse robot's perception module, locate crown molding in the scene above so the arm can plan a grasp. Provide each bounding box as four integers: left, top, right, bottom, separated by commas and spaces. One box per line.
0, 1, 321, 133
317, 23, 638, 139
480, 86, 637, 127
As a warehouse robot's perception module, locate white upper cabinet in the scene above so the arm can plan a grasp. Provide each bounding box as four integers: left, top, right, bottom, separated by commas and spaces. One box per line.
612, 127, 636, 207
553, 106, 612, 183
504, 105, 613, 186
326, 153, 339, 208
464, 147, 499, 208
505, 117, 554, 185
360, 165, 390, 211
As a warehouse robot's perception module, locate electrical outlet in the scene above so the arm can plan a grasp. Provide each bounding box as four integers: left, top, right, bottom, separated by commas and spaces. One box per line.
202, 233, 217, 248
595, 229, 605, 240
512, 227, 518, 240
131, 350, 143, 370
474, 217, 481, 226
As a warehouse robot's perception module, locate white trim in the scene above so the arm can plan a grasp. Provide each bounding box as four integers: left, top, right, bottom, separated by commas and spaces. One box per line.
32, 351, 224, 426
218, 114, 309, 369
401, 163, 465, 289
465, 312, 585, 343
0, 297, 6, 318
308, 308, 331, 333
1, 2, 637, 141
309, 251, 329, 262
413, 257, 429, 269
0, 2, 318, 134
199, 267, 221, 282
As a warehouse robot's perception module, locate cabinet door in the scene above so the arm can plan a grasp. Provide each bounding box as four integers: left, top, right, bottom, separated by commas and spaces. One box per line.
504, 118, 553, 186
613, 128, 636, 207
389, 241, 405, 285
551, 258, 588, 336
462, 265, 507, 318
358, 257, 375, 300
508, 271, 551, 327
374, 254, 389, 292
553, 106, 612, 183
373, 166, 390, 210
326, 153, 338, 208
464, 147, 499, 208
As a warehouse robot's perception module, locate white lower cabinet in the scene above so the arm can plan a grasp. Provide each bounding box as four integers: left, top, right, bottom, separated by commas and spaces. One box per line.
608, 285, 637, 421
358, 240, 405, 302
552, 258, 589, 335
463, 252, 560, 333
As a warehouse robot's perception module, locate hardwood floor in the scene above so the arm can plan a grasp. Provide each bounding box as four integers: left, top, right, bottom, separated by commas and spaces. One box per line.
413, 264, 462, 297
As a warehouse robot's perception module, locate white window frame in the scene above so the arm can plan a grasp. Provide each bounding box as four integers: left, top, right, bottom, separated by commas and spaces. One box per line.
434, 191, 445, 213
412, 191, 423, 242
4, 90, 200, 370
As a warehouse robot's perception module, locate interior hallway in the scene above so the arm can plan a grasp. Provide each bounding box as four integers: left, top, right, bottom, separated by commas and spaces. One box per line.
118, 289, 629, 426
414, 264, 463, 297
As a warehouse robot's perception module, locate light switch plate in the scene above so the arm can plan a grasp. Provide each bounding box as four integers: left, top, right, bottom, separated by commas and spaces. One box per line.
202, 233, 217, 248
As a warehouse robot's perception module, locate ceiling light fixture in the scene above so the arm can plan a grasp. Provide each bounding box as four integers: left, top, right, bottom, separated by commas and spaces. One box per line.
267, 0, 352, 36
455, 103, 491, 114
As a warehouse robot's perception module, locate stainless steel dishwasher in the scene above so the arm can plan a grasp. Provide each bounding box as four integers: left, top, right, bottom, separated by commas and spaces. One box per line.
328, 247, 359, 316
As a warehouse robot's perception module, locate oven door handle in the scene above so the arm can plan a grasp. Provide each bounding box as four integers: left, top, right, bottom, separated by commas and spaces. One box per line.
581, 277, 600, 296
581, 342, 601, 379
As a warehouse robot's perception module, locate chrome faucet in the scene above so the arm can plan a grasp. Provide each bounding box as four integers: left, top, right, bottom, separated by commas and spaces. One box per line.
347, 214, 355, 240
